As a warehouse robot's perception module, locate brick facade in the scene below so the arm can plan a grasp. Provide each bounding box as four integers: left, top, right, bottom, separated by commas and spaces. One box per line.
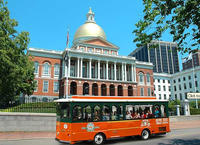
30, 56, 62, 101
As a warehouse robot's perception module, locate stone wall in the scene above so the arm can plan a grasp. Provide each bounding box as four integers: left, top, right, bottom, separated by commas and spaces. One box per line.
0, 112, 56, 132
0, 112, 200, 132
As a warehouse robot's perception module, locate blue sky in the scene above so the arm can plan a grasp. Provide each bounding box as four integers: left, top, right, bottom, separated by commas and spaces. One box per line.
7, 0, 184, 68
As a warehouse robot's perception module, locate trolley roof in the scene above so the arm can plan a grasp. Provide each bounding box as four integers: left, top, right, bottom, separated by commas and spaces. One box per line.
54, 96, 168, 103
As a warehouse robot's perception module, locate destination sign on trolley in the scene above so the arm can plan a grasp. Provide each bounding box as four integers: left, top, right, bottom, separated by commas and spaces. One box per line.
187, 93, 200, 99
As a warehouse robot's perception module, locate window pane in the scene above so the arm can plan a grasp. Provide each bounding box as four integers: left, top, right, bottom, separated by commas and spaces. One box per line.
146, 73, 150, 83
83, 106, 92, 122
34, 62, 39, 74
139, 73, 144, 83
140, 88, 144, 96
126, 105, 133, 120
154, 105, 160, 118
93, 106, 101, 122
73, 105, 82, 121
111, 106, 118, 120
43, 63, 50, 75
43, 81, 48, 92
54, 64, 60, 76
119, 105, 123, 120
161, 105, 166, 117
102, 106, 110, 121
54, 82, 59, 93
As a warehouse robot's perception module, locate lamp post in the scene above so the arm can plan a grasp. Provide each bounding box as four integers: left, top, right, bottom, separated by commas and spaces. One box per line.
191, 53, 198, 109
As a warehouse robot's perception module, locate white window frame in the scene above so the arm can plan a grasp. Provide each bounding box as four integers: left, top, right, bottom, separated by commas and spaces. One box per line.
53, 81, 59, 93
43, 80, 49, 93
54, 63, 60, 78
42, 62, 51, 77
146, 73, 150, 86
139, 72, 144, 85
140, 88, 144, 96
34, 61, 39, 77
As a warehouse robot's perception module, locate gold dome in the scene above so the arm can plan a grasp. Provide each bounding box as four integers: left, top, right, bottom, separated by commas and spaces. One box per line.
74, 22, 106, 40
74, 8, 106, 40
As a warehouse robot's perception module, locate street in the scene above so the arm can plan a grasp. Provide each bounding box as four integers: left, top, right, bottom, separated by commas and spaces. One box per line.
0, 127, 200, 145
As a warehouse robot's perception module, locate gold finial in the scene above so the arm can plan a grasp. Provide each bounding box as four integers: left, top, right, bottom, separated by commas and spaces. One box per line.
88, 7, 93, 14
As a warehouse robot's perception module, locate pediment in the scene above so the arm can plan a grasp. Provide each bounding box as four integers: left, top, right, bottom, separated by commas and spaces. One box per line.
82, 38, 118, 49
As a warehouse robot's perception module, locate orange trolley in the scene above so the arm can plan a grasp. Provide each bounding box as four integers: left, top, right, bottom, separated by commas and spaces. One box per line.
55, 96, 170, 144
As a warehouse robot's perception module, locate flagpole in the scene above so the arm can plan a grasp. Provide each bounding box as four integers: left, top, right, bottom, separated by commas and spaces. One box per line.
65, 28, 69, 99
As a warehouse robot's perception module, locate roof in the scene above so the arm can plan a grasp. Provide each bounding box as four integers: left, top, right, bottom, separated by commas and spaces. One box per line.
54, 96, 168, 103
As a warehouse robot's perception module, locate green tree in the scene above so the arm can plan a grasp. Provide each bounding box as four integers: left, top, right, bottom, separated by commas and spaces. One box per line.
133, 0, 200, 53
0, 0, 35, 108
168, 100, 180, 113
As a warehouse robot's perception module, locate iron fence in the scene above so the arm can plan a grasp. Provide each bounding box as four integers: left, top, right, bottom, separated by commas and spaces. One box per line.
0, 99, 56, 113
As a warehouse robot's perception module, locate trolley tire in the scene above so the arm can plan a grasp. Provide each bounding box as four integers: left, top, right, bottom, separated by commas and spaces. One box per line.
93, 133, 105, 145
141, 129, 150, 140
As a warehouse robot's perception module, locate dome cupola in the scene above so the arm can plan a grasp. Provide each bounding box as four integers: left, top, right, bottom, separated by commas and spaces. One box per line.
73, 8, 106, 41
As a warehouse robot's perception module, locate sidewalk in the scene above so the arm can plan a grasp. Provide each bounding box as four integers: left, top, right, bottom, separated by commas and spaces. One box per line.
0, 120, 200, 140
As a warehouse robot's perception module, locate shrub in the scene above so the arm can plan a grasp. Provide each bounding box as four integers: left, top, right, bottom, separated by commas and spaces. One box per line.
190, 108, 200, 115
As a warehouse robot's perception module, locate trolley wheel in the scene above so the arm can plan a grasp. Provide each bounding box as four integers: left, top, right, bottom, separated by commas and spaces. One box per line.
141, 129, 150, 140
93, 133, 105, 145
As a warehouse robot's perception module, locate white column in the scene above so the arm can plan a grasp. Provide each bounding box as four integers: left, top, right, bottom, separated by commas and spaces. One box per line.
68, 57, 71, 77
95, 62, 98, 78
134, 65, 136, 81
111, 64, 113, 80
122, 63, 124, 81
89, 59, 92, 79
77, 58, 79, 77
114, 62, 117, 81
87, 61, 89, 78
98, 60, 100, 79
124, 63, 127, 81
103, 64, 105, 79
80, 58, 83, 78
131, 64, 134, 82
64, 61, 67, 77
106, 61, 108, 80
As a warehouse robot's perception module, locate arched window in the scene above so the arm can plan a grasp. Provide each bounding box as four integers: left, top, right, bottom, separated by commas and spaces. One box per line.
92, 83, 98, 96
43, 62, 50, 76
70, 82, 77, 95
128, 86, 133, 96
139, 72, 144, 84
101, 84, 107, 96
118, 85, 123, 96
110, 85, 115, 96
146, 73, 150, 84
54, 63, 60, 77
83, 83, 89, 95
34, 61, 39, 74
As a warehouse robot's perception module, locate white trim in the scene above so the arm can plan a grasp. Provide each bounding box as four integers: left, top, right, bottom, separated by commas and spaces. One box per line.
55, 98, 168, 103
43, 80, 49, 93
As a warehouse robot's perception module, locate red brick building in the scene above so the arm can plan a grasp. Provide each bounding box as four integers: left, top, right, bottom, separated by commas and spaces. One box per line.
28, 8, 154, 102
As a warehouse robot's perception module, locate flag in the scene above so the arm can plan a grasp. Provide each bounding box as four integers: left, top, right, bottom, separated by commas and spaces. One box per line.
66, 30, 69, 48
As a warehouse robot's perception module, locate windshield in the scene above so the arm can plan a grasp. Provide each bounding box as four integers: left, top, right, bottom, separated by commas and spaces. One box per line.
56, 103, 70, 121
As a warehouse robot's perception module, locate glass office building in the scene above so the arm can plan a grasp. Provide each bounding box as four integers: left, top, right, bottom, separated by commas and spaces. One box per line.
129, 41, 179, 74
